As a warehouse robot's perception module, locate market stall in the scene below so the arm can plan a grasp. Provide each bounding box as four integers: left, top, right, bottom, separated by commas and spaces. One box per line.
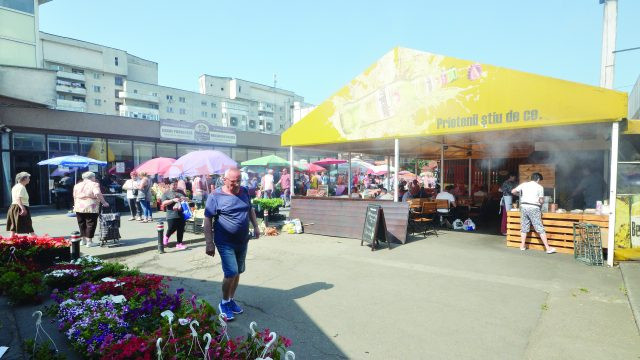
281, 47, 629, 262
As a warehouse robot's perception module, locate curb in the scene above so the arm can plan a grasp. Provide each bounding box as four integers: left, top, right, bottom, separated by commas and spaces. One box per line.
620, 262, 640, 335
91, 237, 206, 260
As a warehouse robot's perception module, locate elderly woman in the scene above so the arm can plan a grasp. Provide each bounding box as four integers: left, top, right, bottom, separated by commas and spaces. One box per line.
73, 171, 109, 247
6, 172, 36, 237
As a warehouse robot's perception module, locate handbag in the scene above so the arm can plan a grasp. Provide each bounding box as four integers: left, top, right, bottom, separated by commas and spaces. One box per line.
181, 201, 193, 221
132, 189, 139, 196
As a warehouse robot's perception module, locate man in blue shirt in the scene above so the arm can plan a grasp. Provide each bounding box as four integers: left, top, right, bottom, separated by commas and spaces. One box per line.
204, 167, 260, 321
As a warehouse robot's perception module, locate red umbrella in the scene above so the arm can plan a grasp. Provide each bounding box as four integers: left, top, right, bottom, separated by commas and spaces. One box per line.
313, 157, 347, 166
134, 157, 176, 175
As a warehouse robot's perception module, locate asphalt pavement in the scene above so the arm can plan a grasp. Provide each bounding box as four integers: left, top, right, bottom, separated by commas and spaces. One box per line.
1, 208, 640, 359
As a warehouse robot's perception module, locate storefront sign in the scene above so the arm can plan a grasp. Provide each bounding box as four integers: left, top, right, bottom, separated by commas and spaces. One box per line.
89, 164, 99, 172
160, 119, 237, 145
632, 195, 640, 248
115, 162, 125, 173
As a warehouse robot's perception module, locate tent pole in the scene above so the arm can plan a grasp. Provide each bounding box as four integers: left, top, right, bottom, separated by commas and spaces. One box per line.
468, 157, 472, 197
289, 147, 294, 200
394, 139, 399, 202
607, 122, 619, 267
347, 152, 352, 196
386, 156, 391, 190
440, 143, 444, 190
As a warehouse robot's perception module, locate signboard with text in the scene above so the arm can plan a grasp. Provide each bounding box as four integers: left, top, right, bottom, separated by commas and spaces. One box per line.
160, 119, 237, 145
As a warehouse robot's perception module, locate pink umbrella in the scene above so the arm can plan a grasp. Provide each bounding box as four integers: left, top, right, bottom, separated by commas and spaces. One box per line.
134, 157, 176, 175
313, 157, 347, 166
164, 150, 236, 178
307, 163, 326, 172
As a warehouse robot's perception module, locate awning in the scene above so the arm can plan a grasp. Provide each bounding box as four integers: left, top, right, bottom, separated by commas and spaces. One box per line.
282, 47, 628, 153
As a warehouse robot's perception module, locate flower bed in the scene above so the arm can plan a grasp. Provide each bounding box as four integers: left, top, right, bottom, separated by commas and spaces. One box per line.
6, 252, 294, 359
0, 234, 70, 268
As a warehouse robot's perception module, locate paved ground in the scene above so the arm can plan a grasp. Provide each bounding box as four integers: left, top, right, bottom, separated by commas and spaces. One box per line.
2, 208, 640, 359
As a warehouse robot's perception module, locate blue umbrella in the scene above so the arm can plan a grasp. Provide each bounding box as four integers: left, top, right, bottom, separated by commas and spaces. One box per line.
38, 155, 107, 168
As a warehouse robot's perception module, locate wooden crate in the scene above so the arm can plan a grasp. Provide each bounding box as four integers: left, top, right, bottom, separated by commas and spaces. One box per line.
506, 211, 608, 254
518, 164, 555, 188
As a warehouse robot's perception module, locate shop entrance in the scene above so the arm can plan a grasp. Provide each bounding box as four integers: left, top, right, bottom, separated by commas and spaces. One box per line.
13, 151, 48, 206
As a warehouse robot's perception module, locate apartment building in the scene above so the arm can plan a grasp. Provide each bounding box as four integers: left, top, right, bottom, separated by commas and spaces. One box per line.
0, 0, 48, 68
1, 0, 311, 135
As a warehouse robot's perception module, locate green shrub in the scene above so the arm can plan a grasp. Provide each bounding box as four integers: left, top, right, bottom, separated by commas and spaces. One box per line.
0, 263, 45, 304
22, 339, 66, 360
252, 198, 284, 211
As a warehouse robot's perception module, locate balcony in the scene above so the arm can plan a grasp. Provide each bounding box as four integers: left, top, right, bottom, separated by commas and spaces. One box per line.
56, 84, 87, 96
56, 99, 86, 112
119, 105, 159, 121
118, 91, 159, 103
56, 71, 85, 82
258, 102, 273, 112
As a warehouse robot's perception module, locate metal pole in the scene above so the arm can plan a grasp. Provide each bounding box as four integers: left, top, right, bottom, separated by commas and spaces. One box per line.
386, 156, 391, 190
468, 157, 472, 197
156, 221, 165, 253
394, 139, 399, 202
347, 152, 352, 196
440, 143, 444, 190
607, 122, 619, 267
70, 231, 81, 261
600, 0, 617, 89
600, 0, 618, 267
289, 146, 294, 202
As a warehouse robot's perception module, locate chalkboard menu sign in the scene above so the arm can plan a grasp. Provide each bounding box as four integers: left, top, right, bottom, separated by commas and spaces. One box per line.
361, 204, 389, 251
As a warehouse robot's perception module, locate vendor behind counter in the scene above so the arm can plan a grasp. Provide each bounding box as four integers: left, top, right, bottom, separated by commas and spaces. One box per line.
570, 167, 606, 209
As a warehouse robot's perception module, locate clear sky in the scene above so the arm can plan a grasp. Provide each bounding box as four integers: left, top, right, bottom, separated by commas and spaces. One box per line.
39, 0, 640, 105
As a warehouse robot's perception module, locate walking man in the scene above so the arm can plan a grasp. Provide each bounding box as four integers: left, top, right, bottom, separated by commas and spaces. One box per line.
204, 167, 260, 321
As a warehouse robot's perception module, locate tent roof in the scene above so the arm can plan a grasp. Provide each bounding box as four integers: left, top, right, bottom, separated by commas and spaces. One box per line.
282, 47, 627, 156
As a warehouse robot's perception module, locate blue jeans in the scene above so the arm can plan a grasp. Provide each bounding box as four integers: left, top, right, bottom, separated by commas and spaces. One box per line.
139, 199, 152, 219
215, 241, 248, 278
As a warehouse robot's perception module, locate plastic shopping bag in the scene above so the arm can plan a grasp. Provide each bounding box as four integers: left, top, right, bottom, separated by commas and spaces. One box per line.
463, 218, 476, 231
181, 201, 193, 221
452, 219, 464, 230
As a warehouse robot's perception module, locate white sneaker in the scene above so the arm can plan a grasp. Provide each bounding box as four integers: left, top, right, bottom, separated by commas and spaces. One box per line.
546, 247, 557, 254
81, 239, 87, 246
86, 242, 95, 248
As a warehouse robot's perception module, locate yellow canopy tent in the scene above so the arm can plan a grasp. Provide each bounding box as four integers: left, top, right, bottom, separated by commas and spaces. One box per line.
282, 47, 627, 152
282, 47, 630, 265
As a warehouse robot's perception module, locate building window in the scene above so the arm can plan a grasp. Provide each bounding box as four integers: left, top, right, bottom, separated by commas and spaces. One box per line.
71, 68, 84, 74
212, 113, 216, 119
179, 97, 186, 103
94, 99, 102, 106
57, 94, 66, 100
238, 86, 241, 93
152, 92, 158, 97
201, 100, 207, 106
151, 104, 159, 109
93, 85, 101, 93
167, 107, 173, 113
211, 103, 216, 108
221, 87, 224, 91
72, 96, 85, 102
115, 76, 123, 86
166, 95, 173, 101
115, 103, 121, 111
1, 0, 35, 14
179, 108, 186, 115
114, 57, 119, 66
93, 73, 100, 79
201, 111, 207, 117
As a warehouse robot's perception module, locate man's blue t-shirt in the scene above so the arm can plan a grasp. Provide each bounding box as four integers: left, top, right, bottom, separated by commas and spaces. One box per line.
205, 187, 251, 245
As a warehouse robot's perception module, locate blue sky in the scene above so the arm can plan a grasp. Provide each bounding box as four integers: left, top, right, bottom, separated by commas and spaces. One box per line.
39, 0, 640, 105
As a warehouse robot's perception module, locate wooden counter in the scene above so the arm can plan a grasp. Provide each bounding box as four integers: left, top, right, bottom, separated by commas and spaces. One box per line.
506, 211, 609, 254
289, 196, 410, 244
